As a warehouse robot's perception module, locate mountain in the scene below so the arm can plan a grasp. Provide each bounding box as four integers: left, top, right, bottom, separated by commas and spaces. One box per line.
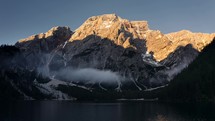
1, 14, 215, 100
148, 39, 215, 102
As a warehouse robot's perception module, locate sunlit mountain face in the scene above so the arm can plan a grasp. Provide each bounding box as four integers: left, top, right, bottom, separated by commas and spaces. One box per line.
0, 14, 215, 100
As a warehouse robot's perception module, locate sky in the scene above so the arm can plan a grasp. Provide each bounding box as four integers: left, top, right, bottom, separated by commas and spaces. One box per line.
0, 0, 215, 45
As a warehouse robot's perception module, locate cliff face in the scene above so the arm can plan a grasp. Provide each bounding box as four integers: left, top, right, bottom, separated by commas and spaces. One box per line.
166, 30, 215, 51
69, 14, 148, 45
16, 26, 73, 53
68, 14, 215, 61
69, 14, 172, 61
14, 14, 215, 90
15, 26, 73, 69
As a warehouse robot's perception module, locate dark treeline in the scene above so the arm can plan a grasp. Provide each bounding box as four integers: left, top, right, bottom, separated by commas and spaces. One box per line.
0, 45, 52, 100
153, 39, 215, 103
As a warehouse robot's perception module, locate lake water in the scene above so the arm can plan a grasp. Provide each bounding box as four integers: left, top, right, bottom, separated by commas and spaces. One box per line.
0, 101, 215, 121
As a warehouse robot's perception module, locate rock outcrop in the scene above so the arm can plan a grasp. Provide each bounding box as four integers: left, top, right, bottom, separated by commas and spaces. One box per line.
166, 30, 215, 51
16, 26, 73, 53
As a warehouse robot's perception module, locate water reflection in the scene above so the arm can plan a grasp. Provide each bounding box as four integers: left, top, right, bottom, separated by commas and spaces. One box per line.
0, 101, 214, 121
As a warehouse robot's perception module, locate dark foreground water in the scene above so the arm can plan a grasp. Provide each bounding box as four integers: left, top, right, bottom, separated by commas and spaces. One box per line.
0, 101, 215, 121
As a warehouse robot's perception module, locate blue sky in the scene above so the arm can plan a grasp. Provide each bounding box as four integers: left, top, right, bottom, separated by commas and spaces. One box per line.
0, 0, 215, 45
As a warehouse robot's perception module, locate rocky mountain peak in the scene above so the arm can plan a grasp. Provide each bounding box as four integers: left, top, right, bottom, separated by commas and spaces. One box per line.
45, 26, 72, 38
18, 26, 72, 43
16, 14, 215, 62
16, 26, 73, 52
86, 13, 121, 22
166, 30, 215, 52
68, 14, 215, 61
69, 14, 149, 48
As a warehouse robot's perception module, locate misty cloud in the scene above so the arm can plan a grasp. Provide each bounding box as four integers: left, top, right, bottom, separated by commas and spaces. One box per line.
56, 68, 122, 85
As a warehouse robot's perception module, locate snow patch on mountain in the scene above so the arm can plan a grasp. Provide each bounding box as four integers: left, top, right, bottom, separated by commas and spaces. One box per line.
101, 21, 113, 29
141, 53, 162, 67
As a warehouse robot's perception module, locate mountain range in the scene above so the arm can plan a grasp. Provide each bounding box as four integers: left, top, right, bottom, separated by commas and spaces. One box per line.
0, 14, 214, 100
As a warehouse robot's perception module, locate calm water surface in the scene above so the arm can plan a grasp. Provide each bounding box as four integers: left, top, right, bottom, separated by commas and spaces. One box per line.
0, 101, 215, 121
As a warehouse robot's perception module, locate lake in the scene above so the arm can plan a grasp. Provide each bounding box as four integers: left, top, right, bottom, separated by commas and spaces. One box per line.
0, 101, 215, 121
